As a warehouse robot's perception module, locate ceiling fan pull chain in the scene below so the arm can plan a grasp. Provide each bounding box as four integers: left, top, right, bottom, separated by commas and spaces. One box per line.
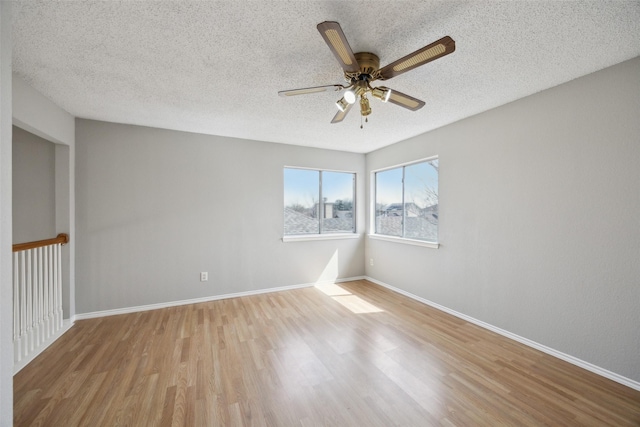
360, 115, 363, 129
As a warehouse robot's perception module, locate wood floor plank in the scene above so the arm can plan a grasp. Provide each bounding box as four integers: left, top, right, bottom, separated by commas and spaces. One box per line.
14, 279, 640, 426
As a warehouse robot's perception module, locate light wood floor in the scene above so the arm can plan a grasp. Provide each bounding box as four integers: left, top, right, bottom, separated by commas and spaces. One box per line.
14, 280, 640, 426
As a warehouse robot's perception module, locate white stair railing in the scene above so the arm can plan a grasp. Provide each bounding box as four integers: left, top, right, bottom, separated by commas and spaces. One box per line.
13, 233, 68, 368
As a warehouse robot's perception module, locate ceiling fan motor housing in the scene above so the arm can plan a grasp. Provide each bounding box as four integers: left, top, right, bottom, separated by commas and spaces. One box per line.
352, 52, 380, 79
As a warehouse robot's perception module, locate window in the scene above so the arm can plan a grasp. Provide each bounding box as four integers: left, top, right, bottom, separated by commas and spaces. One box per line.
374, 158, 438, 243
284, 167, 355, 236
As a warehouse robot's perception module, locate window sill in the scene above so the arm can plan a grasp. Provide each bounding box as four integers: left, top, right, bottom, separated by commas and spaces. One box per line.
282, 233, 359, 243
368, 234, 439, 249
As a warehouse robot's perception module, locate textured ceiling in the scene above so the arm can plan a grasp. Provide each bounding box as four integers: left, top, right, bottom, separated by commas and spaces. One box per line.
11, 1, 640, 153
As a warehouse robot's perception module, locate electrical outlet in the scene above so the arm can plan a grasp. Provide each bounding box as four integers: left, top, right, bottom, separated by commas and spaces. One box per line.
369, 258, 374, 266
200, 272, 208, 282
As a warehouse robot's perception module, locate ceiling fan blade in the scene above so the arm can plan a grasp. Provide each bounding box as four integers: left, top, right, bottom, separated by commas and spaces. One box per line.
378, 36, 455, 80
331, 102, 353, 123
386, 89, 426, 111
278, 84, 344, 97
317, 21, 360, 74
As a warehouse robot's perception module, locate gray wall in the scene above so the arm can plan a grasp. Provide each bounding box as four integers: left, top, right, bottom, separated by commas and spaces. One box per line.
75, 120, 366, 314
0, 2, 12, 424
12, 125, 56, 243
365, 57, 640, 382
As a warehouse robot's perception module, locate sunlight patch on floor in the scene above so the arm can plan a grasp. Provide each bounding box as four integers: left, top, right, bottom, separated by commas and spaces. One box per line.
315, 283, 351, 296
314, 283, 384, 314
332, 295, 384, 314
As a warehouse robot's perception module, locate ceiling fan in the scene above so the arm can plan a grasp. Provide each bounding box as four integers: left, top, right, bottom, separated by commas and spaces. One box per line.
278, 21, 455, 125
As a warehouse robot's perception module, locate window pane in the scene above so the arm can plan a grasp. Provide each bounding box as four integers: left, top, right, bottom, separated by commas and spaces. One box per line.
404, 159, 438, 241
321, 171, 355, 233
375, 167, 403, 237
284, 168, 319, 235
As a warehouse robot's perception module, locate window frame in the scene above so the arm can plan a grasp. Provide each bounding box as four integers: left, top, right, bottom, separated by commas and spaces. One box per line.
282, 166, 357, 242
370, 156, 439, 249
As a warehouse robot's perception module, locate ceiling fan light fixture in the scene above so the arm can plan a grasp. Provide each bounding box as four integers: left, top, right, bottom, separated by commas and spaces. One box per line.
360, 95, 372, 116
344, 89, 357, 104
336, 97, 349, 112
371, 86, 391, 102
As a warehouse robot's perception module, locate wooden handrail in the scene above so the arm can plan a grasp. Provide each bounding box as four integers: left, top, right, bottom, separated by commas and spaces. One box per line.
13, 233, 69, 252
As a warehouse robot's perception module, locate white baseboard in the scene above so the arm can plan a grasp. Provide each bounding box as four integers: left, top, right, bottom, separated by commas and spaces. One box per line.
75, 276, 366, 321
364, 276, 640, 392
13, 319, 74, 375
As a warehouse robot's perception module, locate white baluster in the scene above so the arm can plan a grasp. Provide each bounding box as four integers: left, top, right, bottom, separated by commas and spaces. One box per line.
48, 246, 54, 338
32, 249, 40, 347
13, 253, 21, 363
36, 248, 43, 346
51, 244, 58, 331
20, 250, 28, 360
55, 243, 63, 330
48, 245, 55, 336
35, 248, 42, 345
39, 247, 47, 341
27, 249, 35, 354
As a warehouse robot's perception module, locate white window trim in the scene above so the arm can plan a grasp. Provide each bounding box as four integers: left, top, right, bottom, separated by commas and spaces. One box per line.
282, 233, 360, 243
369, 155, 439, 247
283, 165, 356, 174
368, 233, 439, 249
